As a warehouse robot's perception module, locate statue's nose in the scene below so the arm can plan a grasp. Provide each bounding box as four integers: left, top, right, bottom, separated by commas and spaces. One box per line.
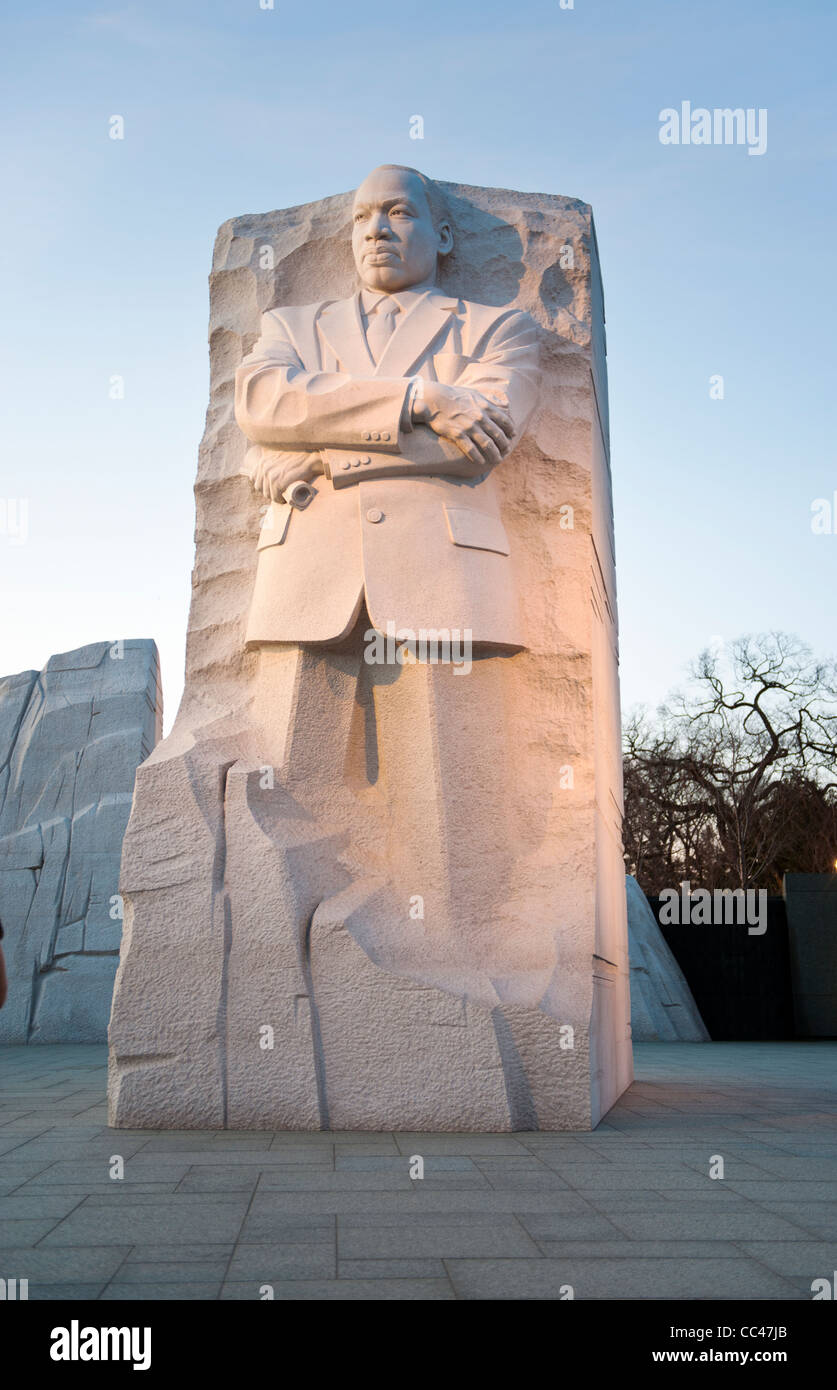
367, 217, 391, 239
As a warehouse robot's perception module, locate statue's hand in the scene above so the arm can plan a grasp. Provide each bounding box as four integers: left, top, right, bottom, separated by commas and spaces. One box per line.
244, 447, 324, 501
412, 381, 514, 471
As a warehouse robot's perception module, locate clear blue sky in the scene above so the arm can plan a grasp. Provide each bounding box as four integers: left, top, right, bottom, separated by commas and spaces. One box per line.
1, 0, 834, 732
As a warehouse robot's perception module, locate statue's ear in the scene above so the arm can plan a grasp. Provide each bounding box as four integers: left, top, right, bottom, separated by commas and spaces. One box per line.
438, 221, 454, 258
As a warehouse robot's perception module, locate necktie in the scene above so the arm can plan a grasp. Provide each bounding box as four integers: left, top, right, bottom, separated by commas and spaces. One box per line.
366, 297, 400, 363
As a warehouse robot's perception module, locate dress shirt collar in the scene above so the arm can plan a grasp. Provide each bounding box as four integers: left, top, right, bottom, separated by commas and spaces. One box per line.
359, 282, 440, 316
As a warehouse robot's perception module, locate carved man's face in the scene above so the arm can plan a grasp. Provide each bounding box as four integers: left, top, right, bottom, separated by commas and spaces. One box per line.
352, 167, 452, 293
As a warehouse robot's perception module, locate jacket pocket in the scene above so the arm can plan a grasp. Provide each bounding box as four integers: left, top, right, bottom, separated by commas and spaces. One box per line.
443, 505, 510, 556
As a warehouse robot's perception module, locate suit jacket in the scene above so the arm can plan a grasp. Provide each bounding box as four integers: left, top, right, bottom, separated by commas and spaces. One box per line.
234, 287, 540, 646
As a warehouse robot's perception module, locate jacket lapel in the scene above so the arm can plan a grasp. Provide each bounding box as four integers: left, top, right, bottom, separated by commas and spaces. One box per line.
374, 291, 459, 378
317, 289, 461, 378
317, 294, 376, 376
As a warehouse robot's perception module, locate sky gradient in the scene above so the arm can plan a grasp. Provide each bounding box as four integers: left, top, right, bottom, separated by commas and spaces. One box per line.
1, 0, 834, 731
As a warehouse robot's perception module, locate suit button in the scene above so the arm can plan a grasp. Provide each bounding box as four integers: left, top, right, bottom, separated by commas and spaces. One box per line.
371, 431, 380, 441
352, 459, 361, 467
366, 508, 383, 523
341, 460, 352, 470
362, 431, 371, 440
381, 431, 390, 441
362, 455, 371, 464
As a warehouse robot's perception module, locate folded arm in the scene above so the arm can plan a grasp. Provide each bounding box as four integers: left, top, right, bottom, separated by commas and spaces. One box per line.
235, 311, 410, 453
236, 306, 540, 493
327, 310, 542, 484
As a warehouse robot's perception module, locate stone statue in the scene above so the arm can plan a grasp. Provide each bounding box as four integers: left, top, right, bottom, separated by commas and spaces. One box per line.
107, 167, 632, 1131
237, 164, 540, 648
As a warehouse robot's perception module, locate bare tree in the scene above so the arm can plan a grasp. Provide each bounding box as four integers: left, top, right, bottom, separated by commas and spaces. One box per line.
623, 633, 837, 893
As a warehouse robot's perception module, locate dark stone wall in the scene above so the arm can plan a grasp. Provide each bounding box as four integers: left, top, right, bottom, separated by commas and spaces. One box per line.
646, 896, 795, 1041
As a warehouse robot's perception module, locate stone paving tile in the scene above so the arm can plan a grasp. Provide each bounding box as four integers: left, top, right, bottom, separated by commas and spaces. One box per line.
122, 1245, 234, 1263
335, 1155, 477, 1172
237, 1206, 337, 1245
758, 1139, 837, 1155
0, 1246, 132, 1281
223, 1277, 456, 1299
573, 1189, 679, 1212
236, 1214, 335, 1245
207, 1188, 705, 1217
335, 1214, 540, 1259
738, 1241, 837, 1278
125, 1150, 281, 1167
2, 1216, 72, 1245
407, 1175, 492, 1191
227, 1243, 335, 1281
174, 1167, 261, 1193
445, 1258, 799, 1300
81, 1190, 296, 1208
515, 1212, 626, 1241
28, 1283, 110, 1300
0, 1133, 46, 1155
337, 1258, 448, 1278
654, 1189, 755, 1207
0, 1164, 55, 1195
108, 1260, 230, 1284
733, 1154, 837, 1177
724, 1180, 837, 1201
20, 1183, 182, 1198
540, 1142, 703, 1163
100, 1282, 223, 1300
606, 1209, 813, 1241
537, 1164, 715, 1189
326, 1132, 401, 1146
40, 1200, 250, 1246
0, 1193, 87, 1220
24, 1124, 111, 1138
392, 1134, 533, 1156
332, 1140, 401, 1155
536, 1240, 747, 1259
764, 1204, 837, 1237
581, 1188, 751, 1210
475, 1171, 578, 1192
6, 1136, 150, 1161
678, 1159, 781, 1181
19, 1161, 191, 1186
257, 1170, 416, 1191
267, 1134, 335, 1151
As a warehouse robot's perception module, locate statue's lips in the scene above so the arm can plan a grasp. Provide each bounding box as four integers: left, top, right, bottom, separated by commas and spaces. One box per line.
365, 249, 399, 262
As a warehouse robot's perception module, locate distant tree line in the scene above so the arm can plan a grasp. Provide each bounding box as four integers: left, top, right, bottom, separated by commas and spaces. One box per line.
623, 633, 837, 894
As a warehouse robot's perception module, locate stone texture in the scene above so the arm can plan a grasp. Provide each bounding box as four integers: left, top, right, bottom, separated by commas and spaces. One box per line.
108, 178, 631, 1130
0, 641, 161, 1042
625, 876, 710, 1042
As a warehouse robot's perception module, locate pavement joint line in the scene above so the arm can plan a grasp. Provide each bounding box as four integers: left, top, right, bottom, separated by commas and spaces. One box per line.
100, 1244, 138, 1298
220, 1169, 278, 1296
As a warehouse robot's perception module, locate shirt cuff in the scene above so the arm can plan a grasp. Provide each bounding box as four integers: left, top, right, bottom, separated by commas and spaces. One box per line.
400, 376, 423, 433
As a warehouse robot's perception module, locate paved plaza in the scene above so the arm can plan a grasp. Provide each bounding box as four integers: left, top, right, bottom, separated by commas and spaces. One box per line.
0, 1042, 835, 1300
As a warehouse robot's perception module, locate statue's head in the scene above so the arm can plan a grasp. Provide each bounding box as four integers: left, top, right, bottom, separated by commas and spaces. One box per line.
352, 165, 453, 293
